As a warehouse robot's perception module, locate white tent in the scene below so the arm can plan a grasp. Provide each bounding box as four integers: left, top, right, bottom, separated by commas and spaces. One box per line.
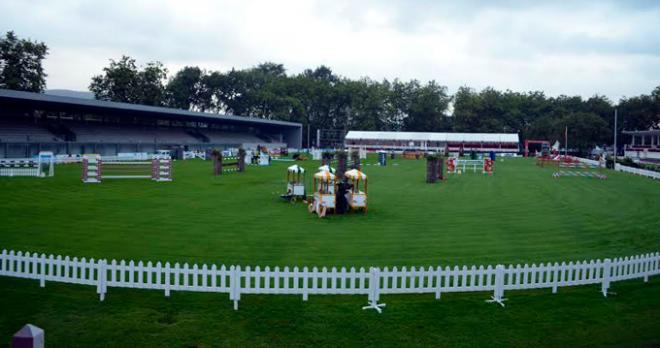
344, 131, 519, 144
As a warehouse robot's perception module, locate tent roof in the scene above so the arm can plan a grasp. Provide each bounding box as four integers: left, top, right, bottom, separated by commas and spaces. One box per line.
287, 164, 305, 173
345, 131, 519, 143
318, 165, 336, 173
345, 169, 367, 180
314, 171, 335, 181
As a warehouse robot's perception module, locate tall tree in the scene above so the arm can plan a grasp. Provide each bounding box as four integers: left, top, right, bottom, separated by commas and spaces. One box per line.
89, 56, 140, 103
0, 31, 49, 92
138, 61, 168, 106
404, 81, 451, 131
618, 87, 660, 131
90, 55, 167, 106
166, 66, 204, 110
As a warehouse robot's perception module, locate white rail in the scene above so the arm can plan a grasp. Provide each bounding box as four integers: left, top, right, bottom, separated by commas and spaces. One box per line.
615, 163, 660, 180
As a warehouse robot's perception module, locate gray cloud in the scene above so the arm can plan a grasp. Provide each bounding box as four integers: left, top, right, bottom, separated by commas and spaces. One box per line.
1, 0, 659, 101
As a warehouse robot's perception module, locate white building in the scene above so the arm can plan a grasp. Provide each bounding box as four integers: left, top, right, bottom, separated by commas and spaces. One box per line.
623, 130, 660, 162
344, 131, 519, 153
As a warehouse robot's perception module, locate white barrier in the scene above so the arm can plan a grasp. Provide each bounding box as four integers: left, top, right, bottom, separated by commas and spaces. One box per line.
116, 152, 151, 161
615, 163, 660, 180
0, 249, 657, 311
448, 159, 484, 174
574, 157, 602, 167
55, 154, 83, 164
183, 151, 206, 160
0, 152, 54, 178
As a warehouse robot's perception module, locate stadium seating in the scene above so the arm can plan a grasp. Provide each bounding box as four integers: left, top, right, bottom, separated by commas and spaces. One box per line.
68, 123, 198, 144
0, 119, 61, 142
0, 119, 285, 149
202, 129, 266, 144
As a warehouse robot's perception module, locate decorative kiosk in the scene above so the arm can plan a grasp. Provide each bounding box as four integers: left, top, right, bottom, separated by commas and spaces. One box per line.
309, 170, 336, 218
344, 169, 368, 213
281, 164, 306, 202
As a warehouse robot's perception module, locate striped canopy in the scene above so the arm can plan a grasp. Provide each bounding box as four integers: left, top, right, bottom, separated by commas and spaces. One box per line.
344, 169, 367, 180
313, 170, 336, 181
287, 164, 305, 173
318, 165, 336, 173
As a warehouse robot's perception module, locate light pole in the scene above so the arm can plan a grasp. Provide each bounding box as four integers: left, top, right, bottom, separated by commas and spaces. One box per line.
613, 108, 618, 159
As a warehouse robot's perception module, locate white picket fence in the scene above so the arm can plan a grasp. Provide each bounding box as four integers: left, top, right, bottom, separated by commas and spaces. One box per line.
614, 163, 660, 180
0, 249, 658, 312
0, 167, 41, 176
0, 158, 41, 177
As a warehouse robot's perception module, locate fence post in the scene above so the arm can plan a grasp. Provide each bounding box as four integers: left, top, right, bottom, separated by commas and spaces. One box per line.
230, 266, 240, 310
164, 262, 171, 297
487, 264, 506, 307
643, 253, 649, 283
373, 267, 380, 305
0, 249, 6, 276
302, 266, 309, 301
434, 266, 442, 300
552, 262, 559, 294
362, 267, 385, 313
39, 254, 46, 287
601, 258, 611, 297
97, 259, 107, 301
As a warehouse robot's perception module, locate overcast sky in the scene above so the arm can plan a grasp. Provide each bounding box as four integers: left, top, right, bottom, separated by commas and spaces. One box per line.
1, 0, 659, 101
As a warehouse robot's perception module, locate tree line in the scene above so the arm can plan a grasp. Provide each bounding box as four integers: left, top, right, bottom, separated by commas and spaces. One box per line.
2, 31, 659, 150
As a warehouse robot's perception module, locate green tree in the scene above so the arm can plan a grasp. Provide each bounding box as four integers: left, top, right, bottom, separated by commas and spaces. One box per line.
166, 66, 204, 110
404, 81, 451, 131
90, 55, 168, 106
89, 56, 140, 103
139, 61, 168, 106
0, 31, 49, 92
618, 86, 660, 131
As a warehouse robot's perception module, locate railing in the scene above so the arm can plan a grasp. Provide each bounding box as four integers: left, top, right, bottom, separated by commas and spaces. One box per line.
0, 249, 658, 312
615, 163, 660, 180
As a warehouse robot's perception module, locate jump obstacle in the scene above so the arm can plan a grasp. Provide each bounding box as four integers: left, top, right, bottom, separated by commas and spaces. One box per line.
221, 156, 242, 173
552, 171, 607, 180
82, 155, 172, 183
211, 151, 246, 175
0, 152, 54, 178
536, 155, 607, 180
446, 157, 493, 175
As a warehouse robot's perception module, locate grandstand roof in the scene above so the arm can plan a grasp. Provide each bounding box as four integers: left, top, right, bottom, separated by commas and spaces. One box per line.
0, 89, 301, 129
622, 130, 660, 136
345, 131, 519, 143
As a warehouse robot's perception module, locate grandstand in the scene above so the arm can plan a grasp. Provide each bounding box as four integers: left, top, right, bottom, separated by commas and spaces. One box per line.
344, 131, 520, 153
0, 89, 302, 158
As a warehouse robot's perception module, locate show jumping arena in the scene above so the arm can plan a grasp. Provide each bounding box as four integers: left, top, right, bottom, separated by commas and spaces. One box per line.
0, 155, 659, 347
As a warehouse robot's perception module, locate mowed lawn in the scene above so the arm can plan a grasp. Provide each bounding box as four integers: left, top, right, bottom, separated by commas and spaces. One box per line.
0, 157, 659, 347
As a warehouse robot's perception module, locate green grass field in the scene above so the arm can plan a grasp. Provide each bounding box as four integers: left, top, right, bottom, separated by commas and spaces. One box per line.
0, 157, 659, 347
